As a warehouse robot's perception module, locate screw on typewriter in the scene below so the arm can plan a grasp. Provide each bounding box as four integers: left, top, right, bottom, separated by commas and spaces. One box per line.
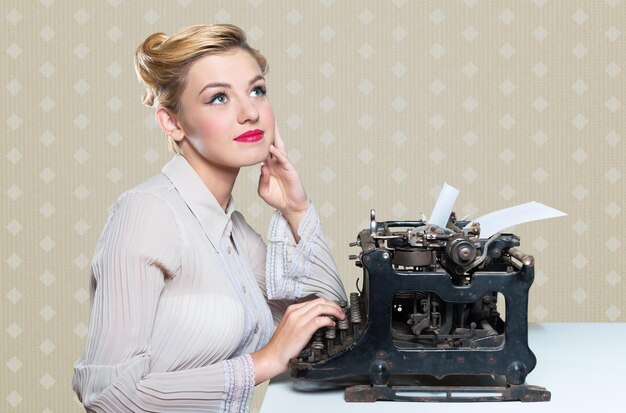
288, 209, 551, 403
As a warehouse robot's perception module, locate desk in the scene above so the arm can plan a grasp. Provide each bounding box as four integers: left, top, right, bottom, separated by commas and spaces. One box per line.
260, 323, 626, 412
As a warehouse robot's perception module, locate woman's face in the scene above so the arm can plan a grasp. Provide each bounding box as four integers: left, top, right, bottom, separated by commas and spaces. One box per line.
174, 48, 275, 172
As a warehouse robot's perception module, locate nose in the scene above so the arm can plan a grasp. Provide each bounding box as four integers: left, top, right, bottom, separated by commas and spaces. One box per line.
237, 97, 259, 124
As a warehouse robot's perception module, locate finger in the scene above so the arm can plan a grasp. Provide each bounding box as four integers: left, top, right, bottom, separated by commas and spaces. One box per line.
288, 297, 334, 312
290, 299, 345, 321
272, 121, 287, 154
284, 311, 337, 339
264, 148, 276, 167
310, 315, 337, 330
301, 297, 344, 314
257, 164, 270, 196
268, 145, 290, 170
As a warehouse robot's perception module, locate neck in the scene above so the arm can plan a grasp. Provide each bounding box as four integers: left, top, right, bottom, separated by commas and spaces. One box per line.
180, 149, 239, 211
203, 168, 238, 211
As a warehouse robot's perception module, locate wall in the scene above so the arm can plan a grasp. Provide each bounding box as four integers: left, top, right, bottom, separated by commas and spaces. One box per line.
3, 1, 625, 412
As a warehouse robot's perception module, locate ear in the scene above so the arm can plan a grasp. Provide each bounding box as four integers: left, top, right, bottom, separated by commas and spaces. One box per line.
155, 107, 186, 142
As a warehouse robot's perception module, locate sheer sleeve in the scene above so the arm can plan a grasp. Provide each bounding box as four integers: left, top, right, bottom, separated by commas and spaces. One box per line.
72, 192, 254, 413
239, 203, 347, 309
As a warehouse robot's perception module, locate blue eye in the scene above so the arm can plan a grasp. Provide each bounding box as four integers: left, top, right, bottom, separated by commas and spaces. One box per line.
251, 86, 267, 97
208, 93, 228, 105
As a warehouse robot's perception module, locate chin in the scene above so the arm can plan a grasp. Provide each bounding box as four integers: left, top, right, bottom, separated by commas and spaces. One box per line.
238, 151, 270, 167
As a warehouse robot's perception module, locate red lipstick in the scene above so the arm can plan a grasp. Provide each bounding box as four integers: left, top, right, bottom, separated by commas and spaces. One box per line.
235, 129, 264, 143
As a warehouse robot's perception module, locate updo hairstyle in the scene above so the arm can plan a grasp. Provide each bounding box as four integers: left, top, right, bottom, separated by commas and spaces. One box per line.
134, 24, 268, 153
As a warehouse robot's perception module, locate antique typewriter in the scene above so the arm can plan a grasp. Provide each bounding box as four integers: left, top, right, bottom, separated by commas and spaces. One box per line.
289, 206, 553, 403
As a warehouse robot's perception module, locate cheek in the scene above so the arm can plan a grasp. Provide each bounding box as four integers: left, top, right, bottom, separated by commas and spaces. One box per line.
262, 106, 274, 124
193, 115, 229, 141
261, 106, 275, 138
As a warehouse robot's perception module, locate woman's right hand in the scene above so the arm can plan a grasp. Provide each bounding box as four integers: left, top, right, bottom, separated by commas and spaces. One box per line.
257, 123, 310, 239
251, 297, 345, 384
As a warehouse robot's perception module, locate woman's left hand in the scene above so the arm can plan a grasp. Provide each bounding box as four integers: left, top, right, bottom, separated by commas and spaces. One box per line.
258, 123, 309, 226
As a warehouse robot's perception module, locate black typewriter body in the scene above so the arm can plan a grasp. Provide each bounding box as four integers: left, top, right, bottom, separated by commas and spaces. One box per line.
289, 210, 551, 403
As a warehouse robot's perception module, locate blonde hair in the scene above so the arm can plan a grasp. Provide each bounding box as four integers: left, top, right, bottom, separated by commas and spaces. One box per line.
134, 24, 268, 154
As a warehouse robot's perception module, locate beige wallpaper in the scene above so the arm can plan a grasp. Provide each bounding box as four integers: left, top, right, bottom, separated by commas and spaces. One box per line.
3, 0, 625, 411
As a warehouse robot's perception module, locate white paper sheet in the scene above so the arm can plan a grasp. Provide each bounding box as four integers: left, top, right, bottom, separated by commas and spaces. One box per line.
464, 201, 567, 238
428, 183, 459, 227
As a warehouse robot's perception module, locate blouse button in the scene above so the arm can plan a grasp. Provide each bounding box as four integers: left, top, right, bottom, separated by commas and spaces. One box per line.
227, 246, 232, 254
242, 285, 247, 294
254, 325, 259, 334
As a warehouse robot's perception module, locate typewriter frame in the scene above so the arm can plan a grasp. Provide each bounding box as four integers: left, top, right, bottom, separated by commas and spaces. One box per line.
289, 217, 551, 403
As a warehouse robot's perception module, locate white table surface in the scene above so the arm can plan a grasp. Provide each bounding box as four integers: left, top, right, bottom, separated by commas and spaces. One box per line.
260, 323, 626, 413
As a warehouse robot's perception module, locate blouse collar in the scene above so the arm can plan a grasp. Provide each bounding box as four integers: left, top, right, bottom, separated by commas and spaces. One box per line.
161, 155, 234, 249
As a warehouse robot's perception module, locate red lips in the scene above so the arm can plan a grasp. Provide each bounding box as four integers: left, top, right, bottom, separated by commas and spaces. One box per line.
235, 129, 264, 143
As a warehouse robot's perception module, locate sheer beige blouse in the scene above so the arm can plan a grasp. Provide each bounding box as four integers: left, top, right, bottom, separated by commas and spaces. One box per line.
72, 155, 347, 412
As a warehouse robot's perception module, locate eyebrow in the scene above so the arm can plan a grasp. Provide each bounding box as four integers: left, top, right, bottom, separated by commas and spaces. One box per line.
198, 74, 265, 96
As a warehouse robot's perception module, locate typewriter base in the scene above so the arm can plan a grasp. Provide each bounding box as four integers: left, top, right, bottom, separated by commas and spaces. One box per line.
345, 379, 551, 403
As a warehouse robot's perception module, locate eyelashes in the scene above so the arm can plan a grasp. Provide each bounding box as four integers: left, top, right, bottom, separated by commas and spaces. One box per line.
251, 85, 267, 97
207, 92, 228, 105
204, 85, 267, 106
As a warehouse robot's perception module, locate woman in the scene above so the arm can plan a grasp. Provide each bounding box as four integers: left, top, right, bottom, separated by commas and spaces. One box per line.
72, 24, 347, 412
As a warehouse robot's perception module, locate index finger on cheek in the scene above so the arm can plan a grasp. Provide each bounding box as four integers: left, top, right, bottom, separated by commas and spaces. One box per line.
273, 122, 286, 152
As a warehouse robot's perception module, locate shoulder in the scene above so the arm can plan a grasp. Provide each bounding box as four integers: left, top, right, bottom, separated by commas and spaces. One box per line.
108, 174, 179, 229
127, 173, 174, 201
93, 176, 183, 278
96, 175, 182, 259
116, 173, 175, 209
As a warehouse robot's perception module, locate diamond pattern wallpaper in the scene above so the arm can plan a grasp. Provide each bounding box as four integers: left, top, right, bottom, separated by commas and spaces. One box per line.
3, 0, 625, 411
